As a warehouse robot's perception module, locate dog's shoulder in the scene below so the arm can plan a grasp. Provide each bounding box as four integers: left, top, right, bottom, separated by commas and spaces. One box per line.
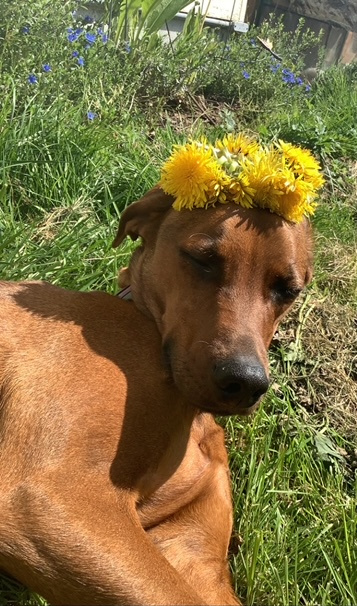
0, 279, 162, 367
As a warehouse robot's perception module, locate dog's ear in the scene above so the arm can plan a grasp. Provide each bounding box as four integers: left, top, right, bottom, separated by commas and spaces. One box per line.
112, 186, 174, 248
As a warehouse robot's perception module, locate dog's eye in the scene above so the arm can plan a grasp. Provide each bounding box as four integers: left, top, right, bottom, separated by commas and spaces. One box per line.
271, 278, 302, 303
180, 250, 214, 273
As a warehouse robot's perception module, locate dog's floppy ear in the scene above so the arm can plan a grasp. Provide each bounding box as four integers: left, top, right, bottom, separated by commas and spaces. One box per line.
112, 186, 174, 248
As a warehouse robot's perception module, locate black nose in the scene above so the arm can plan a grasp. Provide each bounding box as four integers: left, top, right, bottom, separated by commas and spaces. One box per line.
213, 356, 269, 405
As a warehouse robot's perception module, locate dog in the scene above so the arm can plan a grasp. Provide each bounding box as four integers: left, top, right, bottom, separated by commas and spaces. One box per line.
0, 186, 313, 605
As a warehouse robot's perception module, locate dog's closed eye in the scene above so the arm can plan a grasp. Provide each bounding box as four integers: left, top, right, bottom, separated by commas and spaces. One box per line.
271, 277, 302, 304
180, 248, 219, 275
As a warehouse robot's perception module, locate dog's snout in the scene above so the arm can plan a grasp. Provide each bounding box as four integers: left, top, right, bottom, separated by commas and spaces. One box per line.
213, 356, 269, 405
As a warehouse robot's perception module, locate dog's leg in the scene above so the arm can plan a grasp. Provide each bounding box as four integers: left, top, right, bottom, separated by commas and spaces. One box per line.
0, 477, 206, 606
146, 419, 242, 606
147, 469, 241, 605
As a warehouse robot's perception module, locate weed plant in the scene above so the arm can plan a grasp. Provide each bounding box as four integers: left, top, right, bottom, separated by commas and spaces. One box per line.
0, 1, 356, 605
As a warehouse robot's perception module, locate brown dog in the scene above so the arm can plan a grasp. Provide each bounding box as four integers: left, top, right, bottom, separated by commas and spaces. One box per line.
0, 187, 313, 605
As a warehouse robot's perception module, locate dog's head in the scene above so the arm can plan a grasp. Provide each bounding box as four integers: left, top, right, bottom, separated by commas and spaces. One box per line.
113, 186, 313, 415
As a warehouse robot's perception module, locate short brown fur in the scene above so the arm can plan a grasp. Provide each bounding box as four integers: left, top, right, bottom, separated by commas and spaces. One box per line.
0, 187, 313, 605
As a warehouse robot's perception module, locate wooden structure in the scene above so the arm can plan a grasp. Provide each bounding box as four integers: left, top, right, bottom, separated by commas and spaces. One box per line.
246, 0, 357, 66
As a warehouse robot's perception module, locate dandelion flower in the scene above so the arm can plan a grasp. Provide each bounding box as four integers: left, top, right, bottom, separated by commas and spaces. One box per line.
216, 133, 259, 158
277, 140, 325, 190
160, 135, 324, 222
160, 142, 229, 210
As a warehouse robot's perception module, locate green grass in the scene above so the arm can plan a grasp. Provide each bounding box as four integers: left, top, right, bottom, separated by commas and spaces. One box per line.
227, 388, 357, 606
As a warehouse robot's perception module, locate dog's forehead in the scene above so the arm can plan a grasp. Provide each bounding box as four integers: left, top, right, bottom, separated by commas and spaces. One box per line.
164, 205, 298, 249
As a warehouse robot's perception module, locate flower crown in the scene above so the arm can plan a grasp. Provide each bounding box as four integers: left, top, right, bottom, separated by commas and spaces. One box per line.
159, 134, 324, 223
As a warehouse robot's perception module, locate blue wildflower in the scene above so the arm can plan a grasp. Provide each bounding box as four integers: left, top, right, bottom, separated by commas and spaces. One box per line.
28, 74, 38, 84
22, 25, 30, 34
72, 50, 79, 58
271, 63, 281, 73
85, 32, 96, 45
68, 32, 79, 42
78, 56, 85, 67
67, 27, 83, 43
282, 69, 296, 84
305, 85, 312, 92
43, 64, 51, 72
101, 33, 108, 43
296, 77, 303, 85
87, 111, 97, 120
242, 70, 250, 79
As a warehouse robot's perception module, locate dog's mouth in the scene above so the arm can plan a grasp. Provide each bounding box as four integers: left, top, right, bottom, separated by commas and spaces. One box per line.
162, 339, 268, 416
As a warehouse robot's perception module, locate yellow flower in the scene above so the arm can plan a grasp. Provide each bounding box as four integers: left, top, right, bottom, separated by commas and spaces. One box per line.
240, 145, 317, 222
160, 135, 324, 222
226, 173, 256, 208
277, 140, 325, 190
160, 142, 229, 210
216, 133, 259, 157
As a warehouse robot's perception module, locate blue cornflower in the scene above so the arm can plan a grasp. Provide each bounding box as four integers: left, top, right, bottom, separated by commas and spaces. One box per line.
270, 63, 281, 73
85, 32, 96, 45
296, 77, 303, 85
242, 70, 250, 79
28, 74, 38, 84
87, 111, 97, 120
84, 15, 94, 24
22, 25, 30, 34
305, 85, 312, 92
101, 33, 108, 43
78, 56, 85, 67
72, 50, 79, 57
43, 64, 51, 72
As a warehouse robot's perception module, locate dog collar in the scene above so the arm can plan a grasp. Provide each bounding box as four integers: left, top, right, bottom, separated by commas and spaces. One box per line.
159, 134, 324, 223
117, 285, 133, 301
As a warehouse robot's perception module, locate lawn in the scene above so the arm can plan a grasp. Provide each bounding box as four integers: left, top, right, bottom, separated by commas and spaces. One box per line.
0, 1, 356, 604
